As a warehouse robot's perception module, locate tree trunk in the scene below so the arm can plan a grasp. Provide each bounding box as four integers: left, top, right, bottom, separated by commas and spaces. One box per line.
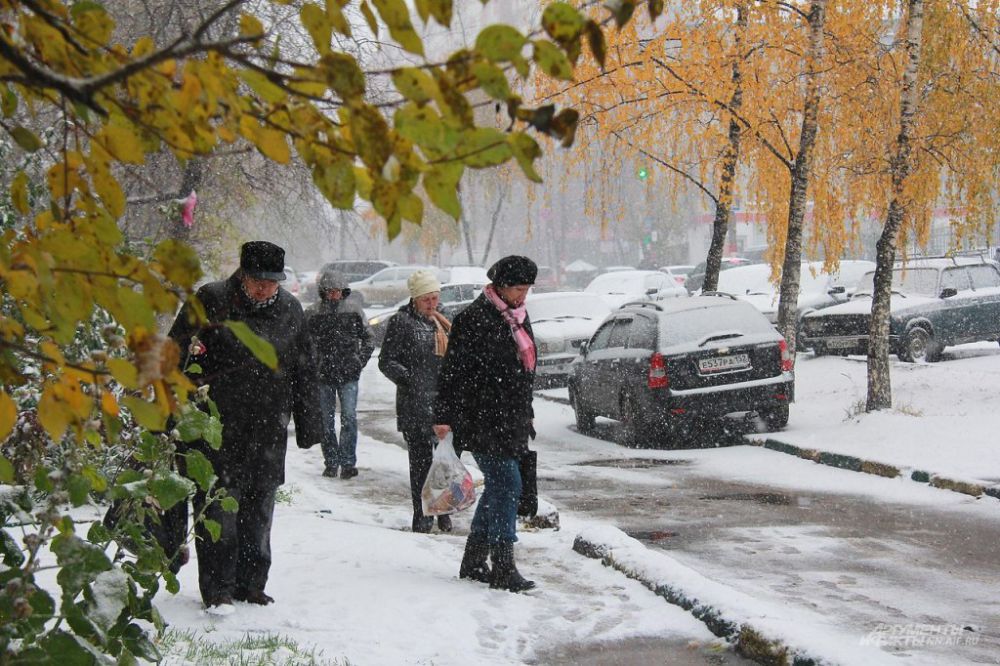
776, 0, 827, 351
480, 179, 508, 265
702, 5, 746, 293
867, 0, 925, 411
460, 209, 476, 264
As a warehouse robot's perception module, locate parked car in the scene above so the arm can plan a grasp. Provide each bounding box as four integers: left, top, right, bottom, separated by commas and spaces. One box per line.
533, 266, 560, 293
568, 294, 794, 446
350, 265, 439, 307
525, 291, 611, 385
661, 264, 695, 286
367, 281, 487, 345
800, 257, 1000, 362
300, 260, 396, 304
440, 265, 489, 284
283, 265, 301, 298
716, 260, 876, 346
685, 256, 753, 293
584, 269, 687, 309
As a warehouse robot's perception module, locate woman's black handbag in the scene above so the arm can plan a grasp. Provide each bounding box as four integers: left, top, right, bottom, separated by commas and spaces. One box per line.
516, 449, 538, 517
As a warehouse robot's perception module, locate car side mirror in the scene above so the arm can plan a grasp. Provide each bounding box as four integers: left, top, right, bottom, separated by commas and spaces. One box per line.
579, 340, 589, 355
940, 287, 957, 299
646, 288, 658, 296
828, 285, 846, 296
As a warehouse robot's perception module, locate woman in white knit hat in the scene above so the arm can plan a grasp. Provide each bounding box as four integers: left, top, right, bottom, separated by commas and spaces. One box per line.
378, 269, 453, 533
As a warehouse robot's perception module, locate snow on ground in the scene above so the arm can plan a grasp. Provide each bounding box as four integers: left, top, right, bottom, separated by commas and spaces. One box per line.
153, 342, 1000, 664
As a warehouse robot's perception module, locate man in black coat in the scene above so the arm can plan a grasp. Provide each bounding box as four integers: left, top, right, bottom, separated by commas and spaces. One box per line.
379, 269, 452, 533
169, 241, 323, 611
434, 255, 538, 592
304, 266, 375, 479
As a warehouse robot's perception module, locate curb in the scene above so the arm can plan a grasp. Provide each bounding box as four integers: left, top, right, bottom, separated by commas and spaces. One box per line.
573, 528, 848, 666
749, 437, 1000, 501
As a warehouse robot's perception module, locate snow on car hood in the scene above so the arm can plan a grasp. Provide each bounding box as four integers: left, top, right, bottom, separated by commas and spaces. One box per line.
531, 317, 602, 343
804, 293, 941, 317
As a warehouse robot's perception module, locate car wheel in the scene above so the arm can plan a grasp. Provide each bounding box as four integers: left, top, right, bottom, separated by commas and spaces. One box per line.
760, 404, 789, 431
899, 326, 940, 363
618, 394, 659, 448
570, 388, 596, 434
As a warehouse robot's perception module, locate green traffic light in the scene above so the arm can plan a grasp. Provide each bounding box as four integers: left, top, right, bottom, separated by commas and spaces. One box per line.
638, 166, 648, 180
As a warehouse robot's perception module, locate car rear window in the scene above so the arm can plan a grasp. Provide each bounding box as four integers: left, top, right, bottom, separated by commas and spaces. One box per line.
660, 304, 775, 346
969, 264, 1000, 289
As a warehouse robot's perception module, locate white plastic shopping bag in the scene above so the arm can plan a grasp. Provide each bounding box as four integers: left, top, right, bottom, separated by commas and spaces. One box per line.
421, 434, 476, 516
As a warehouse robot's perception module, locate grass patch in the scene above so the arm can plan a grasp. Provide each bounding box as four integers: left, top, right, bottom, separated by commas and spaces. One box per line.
160, 629, 347, 666
275, 485, 296, 505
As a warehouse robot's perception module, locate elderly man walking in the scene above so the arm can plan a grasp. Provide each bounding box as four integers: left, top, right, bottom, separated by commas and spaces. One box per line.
304, 265, 375, 479
169, 241, 323, 613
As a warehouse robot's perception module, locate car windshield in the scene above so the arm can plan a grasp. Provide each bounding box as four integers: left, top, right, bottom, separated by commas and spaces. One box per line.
663, 305, 775, 346
585, 273, 645, 294
855, 268, 939, 296
526, 295, 609, 322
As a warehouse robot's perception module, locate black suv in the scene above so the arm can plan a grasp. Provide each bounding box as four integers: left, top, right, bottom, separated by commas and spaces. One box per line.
801, 256, 1000, 362
568, 294, 794, 447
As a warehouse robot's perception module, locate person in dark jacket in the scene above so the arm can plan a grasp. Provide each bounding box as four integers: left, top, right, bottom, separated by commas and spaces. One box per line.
168, 241, 323, 612
433, 255, 538, 592
379, 270, 453, 533
304, 266, 375, 479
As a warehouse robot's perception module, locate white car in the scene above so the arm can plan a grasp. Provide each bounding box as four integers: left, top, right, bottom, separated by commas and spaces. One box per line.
661, 264, 695, 286
584, 269, 688, 309
526, 291, 612, 384
716, 260, 876, 344
349, 265, 439, 307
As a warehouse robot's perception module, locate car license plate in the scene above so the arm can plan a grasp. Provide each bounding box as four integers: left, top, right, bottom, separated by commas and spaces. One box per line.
826, 337, 858, 349
698, 353, 750, 373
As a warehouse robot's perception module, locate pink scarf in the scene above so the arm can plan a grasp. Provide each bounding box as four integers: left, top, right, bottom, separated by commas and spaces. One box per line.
484, 285, 536, 371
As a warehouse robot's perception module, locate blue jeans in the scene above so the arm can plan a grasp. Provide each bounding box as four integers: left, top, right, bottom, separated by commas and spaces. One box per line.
318, 381, 359, 468
470, 453, 521, 545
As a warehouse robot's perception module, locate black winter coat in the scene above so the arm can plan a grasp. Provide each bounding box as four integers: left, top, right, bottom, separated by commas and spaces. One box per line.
304, 297, 375, 385
433, 293, 535, 458
168, 272, 324, 486
379, 302, 446, 436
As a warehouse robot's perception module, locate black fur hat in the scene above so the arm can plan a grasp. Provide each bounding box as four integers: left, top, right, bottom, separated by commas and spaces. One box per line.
487, 255, 537, 287
240, 241, 286, 281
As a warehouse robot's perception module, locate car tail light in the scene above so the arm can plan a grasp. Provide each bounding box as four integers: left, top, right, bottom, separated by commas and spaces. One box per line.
648, 352, 669, 389
778, 339, 794, 372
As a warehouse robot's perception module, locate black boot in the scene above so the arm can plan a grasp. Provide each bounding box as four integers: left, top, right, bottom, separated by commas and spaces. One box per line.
489, 542, 535, 592
459, 536, 491, 584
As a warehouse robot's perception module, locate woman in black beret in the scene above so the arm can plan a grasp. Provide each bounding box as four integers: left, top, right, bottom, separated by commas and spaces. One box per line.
433, 255, 538, 592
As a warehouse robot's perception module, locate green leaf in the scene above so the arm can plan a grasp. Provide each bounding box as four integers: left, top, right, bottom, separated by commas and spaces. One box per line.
301, 3, 332, 55
0, 455, 13, 484
423, 163, 463, 219
509, 132, 543, 183
203, 518, 221, 542
320, 52, 366, 101
220, 496, 240, 513
475, 25, 527, 63
52, 534, 112, 596
605, 0, 636, 27
391, 67, 439, 104
183, 449, 216, 492
37, 629, 105, 665
395, 104, 459, 157
349, 105, 393, 171
359, 0, 378, 36
456, 128, 512, 168
533, 40, 574, 80
121, 396, 167, 431
472, 62, 511, 100
147, 471, 194, 511
398, 192, 423, 224
312, 157, 357, 209
542, 2, 585, 44
224, 320, 277, 369
175, 406, 211, 442
1, 85, 17, 117
239, 69, 286, 104
373, 0, 425, 56
153, 239, 202, 290
0, 530, 25, 567
10, 126, 43, 152
66, 473, 92, 507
